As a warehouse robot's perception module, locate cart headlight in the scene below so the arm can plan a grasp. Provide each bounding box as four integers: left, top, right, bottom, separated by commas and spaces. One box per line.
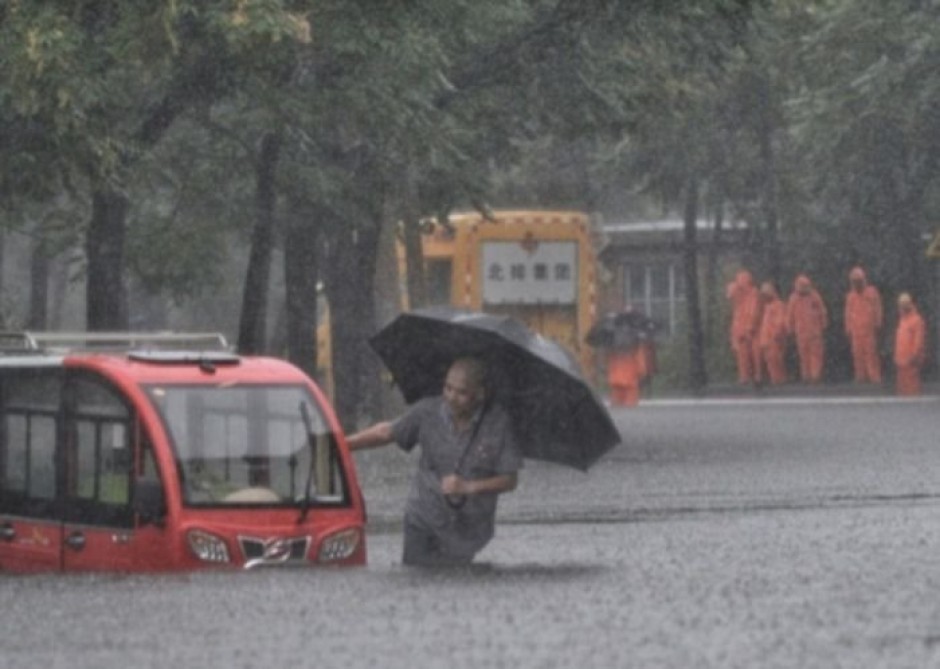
187, 530, 231, 563
318, 528, 360, 562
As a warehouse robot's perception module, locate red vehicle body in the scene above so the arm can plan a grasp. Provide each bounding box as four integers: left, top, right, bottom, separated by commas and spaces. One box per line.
0, 333, 366, 573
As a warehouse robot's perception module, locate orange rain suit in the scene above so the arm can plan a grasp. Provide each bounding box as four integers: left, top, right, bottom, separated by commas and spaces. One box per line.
894, 298, 926, 396
607, 347, 648, 407
726, 270, 762, 384
844, 267, 883, 383
786, 274, 828, 383
757, 282, 788, 385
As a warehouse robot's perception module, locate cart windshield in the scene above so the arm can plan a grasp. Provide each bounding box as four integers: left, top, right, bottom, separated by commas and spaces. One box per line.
145, 384, 347, 507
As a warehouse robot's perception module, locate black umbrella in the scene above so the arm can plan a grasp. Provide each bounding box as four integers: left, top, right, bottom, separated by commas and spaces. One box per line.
369, 306, 620, 471
585, 310, 659, 350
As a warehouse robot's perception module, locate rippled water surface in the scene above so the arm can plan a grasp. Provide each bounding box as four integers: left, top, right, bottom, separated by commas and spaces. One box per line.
3, 397, 940, 669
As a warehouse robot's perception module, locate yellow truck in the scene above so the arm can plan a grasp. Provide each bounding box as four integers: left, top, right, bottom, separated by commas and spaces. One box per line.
402, 209, 601, 379
317, 209, 603, 393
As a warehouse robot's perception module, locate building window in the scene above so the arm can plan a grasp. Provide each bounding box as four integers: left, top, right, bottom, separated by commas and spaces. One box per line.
623, 262, 686, 335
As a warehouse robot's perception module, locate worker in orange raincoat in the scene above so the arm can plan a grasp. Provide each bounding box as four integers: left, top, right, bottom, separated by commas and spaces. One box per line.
786, 274, 828, 383
607, 345, 647, 407
757, 281, 788, 385
587, 308, 654, 407
893, 292, 926, 396
844, 266, 883, 383
726, 269, 762, 384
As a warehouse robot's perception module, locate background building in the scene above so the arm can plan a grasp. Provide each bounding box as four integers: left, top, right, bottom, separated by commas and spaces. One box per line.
598, 217, 750, 337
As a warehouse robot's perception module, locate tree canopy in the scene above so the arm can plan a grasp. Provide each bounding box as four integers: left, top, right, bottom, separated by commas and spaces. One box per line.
1, 0, 937, 410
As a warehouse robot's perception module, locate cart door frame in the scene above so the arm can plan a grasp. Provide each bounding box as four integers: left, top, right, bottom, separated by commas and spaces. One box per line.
0, 365, 66, 572
59, 369, 168, 572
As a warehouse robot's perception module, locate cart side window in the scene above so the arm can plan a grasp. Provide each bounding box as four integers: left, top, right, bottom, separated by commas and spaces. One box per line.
69, 378, 132, 505
146, 385, 348, 507
0, 371, 61, 511
62, 375, 135, 527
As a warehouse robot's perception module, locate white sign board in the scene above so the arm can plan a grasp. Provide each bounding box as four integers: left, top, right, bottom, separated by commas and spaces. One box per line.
481, 241, 577, 305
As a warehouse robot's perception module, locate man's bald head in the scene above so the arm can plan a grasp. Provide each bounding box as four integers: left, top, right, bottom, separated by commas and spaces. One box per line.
450, 357, 486, 391
443, 357, 488, 420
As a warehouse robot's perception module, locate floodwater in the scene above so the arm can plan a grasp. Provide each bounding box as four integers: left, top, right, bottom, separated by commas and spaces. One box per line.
3, 394, 940, 669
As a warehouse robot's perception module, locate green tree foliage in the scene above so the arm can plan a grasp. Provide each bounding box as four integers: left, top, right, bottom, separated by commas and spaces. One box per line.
788, 0, 940, 293
0, 0, 312, 327
277, 0, 649, 423
2, 0, 938, 406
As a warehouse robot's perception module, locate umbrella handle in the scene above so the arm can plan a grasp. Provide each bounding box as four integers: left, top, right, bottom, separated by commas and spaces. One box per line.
446, 494, 467, 509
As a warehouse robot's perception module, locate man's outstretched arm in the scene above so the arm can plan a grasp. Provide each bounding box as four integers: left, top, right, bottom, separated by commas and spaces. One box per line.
345, 422, 395, 451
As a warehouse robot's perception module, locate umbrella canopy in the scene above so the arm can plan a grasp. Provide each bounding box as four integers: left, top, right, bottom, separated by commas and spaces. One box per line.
585, 310, 659, 350
369, 306, 620, 471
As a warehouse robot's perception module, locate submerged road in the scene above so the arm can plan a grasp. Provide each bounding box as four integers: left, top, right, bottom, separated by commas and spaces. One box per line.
3, 393, 940, 669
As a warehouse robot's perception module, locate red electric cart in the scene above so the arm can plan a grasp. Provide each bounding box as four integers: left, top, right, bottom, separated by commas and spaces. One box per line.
0, 332, 366, 572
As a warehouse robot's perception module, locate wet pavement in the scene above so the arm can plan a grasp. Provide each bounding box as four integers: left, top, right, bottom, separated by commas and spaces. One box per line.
3, 390, 940, 669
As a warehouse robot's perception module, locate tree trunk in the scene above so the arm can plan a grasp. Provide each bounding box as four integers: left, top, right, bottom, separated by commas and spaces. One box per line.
49, 255, 71, 330
683, 176, 708, 393
0, 230, 5, 325
756, 73, 782, 284
86, 187, 129, 331
283, 208, 320, 381
401, 217, 427, 310
237, 131, 282, 355
28, 235, 50, 330
373, 197, 407, 417
356, 214, 384, 423
323, 218, 383, 431
400, 164, 427, 309
704, 200, 724, 345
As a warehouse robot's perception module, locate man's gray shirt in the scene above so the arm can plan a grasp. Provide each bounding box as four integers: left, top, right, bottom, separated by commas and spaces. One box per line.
391, 397, 523, 558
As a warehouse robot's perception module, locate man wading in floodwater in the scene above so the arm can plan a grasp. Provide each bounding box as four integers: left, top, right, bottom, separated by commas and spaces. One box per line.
346, 357, 523, 566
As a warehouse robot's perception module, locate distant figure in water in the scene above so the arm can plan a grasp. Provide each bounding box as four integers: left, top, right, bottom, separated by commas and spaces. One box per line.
844, 266, 883, 384
893, 292, 926, 397
786, 274, 828, 383
757, 281, 788, 386
726, 269, 762, 385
